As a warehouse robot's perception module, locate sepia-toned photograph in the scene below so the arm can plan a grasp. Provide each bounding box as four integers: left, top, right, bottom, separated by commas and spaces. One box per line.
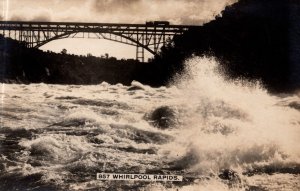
0, 0, 299, 190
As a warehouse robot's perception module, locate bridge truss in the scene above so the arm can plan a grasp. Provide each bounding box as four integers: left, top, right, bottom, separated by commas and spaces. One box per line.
0, 21, 195, 62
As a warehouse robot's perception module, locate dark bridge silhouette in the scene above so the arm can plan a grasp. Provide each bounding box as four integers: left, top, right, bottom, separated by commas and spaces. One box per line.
0, 21, 198, 62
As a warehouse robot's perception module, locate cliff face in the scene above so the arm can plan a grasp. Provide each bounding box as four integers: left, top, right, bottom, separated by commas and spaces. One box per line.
153, 0, 299, 92
288, 2, 300, 90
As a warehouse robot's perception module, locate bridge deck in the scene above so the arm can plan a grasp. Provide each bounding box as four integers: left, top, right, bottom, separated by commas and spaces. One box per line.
0, 21, 198, 28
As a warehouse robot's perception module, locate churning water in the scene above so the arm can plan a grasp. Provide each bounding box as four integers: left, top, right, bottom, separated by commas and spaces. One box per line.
0, 56, 299, 190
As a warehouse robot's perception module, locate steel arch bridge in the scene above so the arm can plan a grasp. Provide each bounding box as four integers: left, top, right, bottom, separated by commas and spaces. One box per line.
0, 21, 198, 62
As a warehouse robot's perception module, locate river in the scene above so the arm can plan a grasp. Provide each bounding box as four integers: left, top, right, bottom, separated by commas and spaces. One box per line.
0, 56, 299, 190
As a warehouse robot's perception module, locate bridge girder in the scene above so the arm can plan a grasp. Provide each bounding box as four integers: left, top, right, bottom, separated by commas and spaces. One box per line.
0, 21, 195, 62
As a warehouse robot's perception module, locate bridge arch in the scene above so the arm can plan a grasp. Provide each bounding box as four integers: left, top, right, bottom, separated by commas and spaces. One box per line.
35, 31, 155, 56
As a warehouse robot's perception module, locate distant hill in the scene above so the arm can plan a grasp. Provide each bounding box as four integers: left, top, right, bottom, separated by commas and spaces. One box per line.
0, 35, 166, 86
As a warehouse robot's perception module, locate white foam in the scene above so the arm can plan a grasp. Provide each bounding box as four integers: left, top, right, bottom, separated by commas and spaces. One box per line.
162, 56, 300, 175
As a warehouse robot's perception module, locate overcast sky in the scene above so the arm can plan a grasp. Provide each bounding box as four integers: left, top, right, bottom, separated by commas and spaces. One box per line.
1, 0, 237, 59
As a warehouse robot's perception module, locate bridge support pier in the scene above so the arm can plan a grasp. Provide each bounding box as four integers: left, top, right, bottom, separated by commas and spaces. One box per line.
136, 46, 145, 62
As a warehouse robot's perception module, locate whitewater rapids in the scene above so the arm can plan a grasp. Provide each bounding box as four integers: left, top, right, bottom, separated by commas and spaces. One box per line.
0, 56, 299, 190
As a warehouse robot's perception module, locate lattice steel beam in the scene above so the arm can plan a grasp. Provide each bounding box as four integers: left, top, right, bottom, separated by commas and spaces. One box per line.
0, 21, 198, 62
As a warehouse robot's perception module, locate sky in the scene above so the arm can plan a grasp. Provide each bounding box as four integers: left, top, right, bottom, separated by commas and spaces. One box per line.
1, 0, 237, 59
